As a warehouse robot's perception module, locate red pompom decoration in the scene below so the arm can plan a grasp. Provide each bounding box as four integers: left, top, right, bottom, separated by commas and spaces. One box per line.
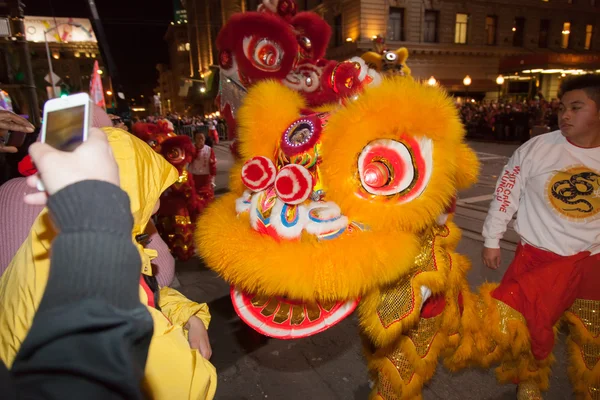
274, 164, 313, 205
18, 155, 37, 177
241, 156, 277, 192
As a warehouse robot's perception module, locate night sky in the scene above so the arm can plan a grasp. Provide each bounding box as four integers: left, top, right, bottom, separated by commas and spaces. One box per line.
25, 0, 172, 98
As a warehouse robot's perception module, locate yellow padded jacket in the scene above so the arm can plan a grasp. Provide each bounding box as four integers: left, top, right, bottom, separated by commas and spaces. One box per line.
0, 127, 217, 400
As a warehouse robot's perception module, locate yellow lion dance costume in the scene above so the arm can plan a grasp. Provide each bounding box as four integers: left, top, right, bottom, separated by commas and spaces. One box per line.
196, 74, 481, 399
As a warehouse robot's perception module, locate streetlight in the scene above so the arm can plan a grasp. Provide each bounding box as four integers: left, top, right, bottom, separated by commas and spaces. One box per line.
106, 90, 113, 96
463, 75, 472, 102
496, 75, 505, 100
44, 22, 83, 98
427, 76, 438, 86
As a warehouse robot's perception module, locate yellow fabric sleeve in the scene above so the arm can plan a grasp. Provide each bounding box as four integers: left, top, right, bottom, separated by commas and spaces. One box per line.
158, 287, 211, 329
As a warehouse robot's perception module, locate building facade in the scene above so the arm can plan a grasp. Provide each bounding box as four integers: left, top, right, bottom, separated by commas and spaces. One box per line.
155, 24, 191, 115
184, 0, 245, 115
0, 15, 108, 113
308, 0, 600, 100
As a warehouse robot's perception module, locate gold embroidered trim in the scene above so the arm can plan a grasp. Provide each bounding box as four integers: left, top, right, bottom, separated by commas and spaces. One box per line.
569, 299, 600, 337
386, 348, 415, 383
376, 230, 439, 328
407, 315, 442, 357
581, 343, 600, 370
495, 299, 526, 335
517, 381, 542, 400
589, 384, 600, 400
376, 370, 401, 400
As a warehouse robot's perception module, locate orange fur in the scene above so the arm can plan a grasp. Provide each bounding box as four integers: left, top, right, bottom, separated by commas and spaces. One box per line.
322, 77, 478, 234
196, 193, 421, 301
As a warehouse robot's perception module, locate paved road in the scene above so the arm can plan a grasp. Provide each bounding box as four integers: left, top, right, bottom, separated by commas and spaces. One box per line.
177, 141, 574, 399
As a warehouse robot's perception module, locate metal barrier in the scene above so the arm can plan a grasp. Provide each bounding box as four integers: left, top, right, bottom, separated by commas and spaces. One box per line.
175, 124, 227, 141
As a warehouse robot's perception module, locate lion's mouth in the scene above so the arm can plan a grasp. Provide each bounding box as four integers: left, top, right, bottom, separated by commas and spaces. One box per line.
231, 287, 359, 339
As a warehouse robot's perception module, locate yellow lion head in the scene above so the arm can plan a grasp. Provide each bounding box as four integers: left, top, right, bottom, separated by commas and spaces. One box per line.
196, 77, 478, 339
361, 47, 412, 77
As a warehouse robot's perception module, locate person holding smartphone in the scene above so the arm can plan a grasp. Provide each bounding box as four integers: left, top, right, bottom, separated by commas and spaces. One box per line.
0, 128, 153, 399
0, 124, 217, 400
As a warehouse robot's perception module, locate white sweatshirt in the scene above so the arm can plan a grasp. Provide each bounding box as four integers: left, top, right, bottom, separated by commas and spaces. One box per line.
483, 130, 600, 256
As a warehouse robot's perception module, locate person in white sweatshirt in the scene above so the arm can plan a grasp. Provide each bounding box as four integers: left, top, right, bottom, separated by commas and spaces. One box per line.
479, 74, 600, 399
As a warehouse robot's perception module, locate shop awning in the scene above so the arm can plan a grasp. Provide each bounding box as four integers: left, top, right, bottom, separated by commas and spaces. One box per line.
499, 52, 600, 74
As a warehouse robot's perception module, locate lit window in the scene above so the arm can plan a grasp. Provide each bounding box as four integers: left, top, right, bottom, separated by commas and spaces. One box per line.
562, 22, 571, 49
585, 24, 594, 50
455, 13, 468, 44
178, 43, 187, 51
185, 42, 190, 51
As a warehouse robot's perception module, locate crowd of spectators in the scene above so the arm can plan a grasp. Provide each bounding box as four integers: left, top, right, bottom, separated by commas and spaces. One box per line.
459, 98, 560, 143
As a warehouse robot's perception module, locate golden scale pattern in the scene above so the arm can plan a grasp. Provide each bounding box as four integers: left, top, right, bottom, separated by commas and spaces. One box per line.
376, 230, 437, 327
386, 346, 415, 383
376, 370, 401, 400
569, 299, 600, 337
407, 314, 442, 357
580, 343, 600, 370
516, 382, 543, 400
590, 385, 600, 400
494, 299, 526, 335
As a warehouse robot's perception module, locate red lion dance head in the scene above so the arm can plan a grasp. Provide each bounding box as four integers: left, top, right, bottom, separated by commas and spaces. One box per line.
217, 0, 381, 146
131, 121, 178, 154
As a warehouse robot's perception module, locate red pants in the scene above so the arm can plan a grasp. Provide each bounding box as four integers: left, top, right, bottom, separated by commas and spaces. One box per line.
492, 243, 600, 360
192, 174, 215, 207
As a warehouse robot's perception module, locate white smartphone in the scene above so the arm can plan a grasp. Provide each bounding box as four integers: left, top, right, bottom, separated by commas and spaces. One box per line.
41, 93, 92, 152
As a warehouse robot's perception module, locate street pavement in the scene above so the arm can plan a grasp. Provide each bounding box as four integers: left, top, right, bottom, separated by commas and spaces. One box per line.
176, 141, 574, 399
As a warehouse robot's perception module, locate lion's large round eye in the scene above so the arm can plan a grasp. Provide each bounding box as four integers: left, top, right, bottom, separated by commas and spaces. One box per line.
167, 147, 185, 163
243, 37, 284, 72
358, 137, 433, 202
384, 52, 397, 62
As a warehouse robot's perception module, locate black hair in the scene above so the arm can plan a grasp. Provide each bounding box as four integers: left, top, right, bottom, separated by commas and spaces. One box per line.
558, 74, 600, 107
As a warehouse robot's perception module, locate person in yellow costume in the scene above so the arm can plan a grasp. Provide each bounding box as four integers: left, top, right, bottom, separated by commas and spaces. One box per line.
0, 127, 217, 400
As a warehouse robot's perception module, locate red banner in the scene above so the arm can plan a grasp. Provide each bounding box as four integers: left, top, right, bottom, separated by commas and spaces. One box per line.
89, 60, 106, 109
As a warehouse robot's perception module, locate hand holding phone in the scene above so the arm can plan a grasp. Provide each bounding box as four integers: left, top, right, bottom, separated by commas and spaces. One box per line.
25, 127, 120, 206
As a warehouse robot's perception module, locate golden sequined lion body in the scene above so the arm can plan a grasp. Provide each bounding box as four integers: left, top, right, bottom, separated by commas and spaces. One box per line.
196, 76, 480, 398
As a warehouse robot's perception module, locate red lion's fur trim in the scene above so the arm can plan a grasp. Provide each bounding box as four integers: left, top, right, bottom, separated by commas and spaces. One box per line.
291, 12, 331, 60
217, 12, 298, 81
131, 122, 159, 142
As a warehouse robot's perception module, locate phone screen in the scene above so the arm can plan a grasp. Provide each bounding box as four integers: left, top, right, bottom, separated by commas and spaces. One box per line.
44, 105, 86, 151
